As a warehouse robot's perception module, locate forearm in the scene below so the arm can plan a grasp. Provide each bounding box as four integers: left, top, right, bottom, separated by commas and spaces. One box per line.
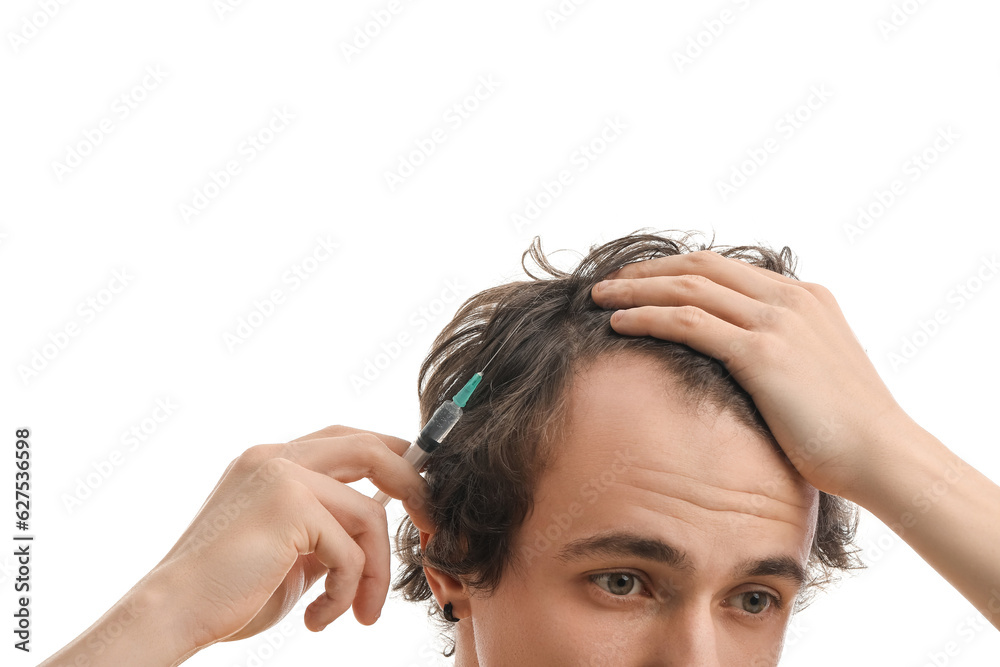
851, 412, 1000, 630
39, 572, 202, 667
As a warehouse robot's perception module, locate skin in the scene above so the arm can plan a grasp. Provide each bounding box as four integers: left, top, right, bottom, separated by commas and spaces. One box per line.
422, 353, 819, 666
40, 248, 1000, 666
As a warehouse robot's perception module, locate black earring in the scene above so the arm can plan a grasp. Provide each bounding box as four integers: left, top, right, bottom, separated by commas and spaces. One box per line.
443, 602, 459, 622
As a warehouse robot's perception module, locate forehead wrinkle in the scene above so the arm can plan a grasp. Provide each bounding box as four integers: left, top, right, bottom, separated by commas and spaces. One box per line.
627, 501, 709, 532
603, 474, 814, 532
631, 459, 812, 503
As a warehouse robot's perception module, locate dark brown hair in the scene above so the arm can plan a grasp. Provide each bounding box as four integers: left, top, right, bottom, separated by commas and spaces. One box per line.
393, 229, 863, 651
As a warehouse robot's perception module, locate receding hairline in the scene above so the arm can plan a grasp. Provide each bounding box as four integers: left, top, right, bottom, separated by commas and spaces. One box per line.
555, 346, 774, 441
517, 348, 819, 542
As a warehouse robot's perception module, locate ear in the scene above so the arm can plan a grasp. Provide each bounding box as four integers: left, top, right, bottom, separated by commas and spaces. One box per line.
420, 530, 471, 620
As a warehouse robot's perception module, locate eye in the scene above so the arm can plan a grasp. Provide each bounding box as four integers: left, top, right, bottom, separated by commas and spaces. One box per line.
591, 572, 645, 596
727, 590, 777, 615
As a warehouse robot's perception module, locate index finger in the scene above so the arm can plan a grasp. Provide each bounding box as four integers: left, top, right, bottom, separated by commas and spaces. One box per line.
289, 424, 411, 456
607, 249, 800, 299
282, 433, 434, 532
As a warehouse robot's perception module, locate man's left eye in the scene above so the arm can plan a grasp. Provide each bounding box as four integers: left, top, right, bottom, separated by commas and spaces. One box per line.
592, 572, 644, 596
727, 591, 774, 614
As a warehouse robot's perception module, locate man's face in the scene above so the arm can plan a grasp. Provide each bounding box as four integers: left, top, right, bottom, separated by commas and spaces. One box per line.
458, 353, 819, 666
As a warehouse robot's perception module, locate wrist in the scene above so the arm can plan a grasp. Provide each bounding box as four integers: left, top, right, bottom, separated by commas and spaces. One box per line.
133, 566, 213, 664
844, 410, 953, 523
105, 572, 203, 666
39, 570, 202, 667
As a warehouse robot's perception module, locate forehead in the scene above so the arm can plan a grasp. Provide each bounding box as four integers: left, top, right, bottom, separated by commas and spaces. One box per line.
533, 352, 819, 572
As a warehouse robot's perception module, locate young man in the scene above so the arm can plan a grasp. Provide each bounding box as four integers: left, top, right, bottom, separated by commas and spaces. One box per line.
41, 232, 1000, 666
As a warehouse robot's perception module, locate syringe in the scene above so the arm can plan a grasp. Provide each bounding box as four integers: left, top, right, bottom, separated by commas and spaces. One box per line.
372, 371, 483, 507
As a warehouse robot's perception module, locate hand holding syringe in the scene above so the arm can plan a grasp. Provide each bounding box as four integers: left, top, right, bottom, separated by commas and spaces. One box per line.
372, 372, 482, 506
372, 309, 530, 506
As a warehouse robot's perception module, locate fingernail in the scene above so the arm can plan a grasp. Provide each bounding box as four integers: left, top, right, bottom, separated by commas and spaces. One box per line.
595, 280, 613, 293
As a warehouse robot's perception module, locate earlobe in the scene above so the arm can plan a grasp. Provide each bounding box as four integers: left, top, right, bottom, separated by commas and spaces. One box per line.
420, 529, 472, 620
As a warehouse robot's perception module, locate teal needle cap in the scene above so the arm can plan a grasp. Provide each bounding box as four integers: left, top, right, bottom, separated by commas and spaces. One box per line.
452, 372, 483, 407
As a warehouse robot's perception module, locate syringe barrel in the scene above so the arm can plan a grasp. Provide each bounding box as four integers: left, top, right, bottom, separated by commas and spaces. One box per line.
417, 400, 463, 453
372, 400, 462, 507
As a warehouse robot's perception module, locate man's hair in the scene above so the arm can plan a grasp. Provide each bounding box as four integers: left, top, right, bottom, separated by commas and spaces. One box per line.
393, 230, 863, 650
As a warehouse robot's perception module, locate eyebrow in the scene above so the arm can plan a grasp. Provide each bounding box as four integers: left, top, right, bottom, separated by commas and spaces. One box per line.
557, 531, 692, 570
556, 531, 807, 589
733, 555, 808, 589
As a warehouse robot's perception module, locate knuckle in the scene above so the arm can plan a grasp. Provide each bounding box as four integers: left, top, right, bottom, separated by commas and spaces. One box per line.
687, 249, 718, 267
362, 497, 389, 531
258, 456, 297, 484
344, 541, 367, 572
801, 281, 834, 303
236, 444, 277, 471
313, 424, 350, 438
605, 279, 636, 307
676, 305, 703, 329
351, 432, 385, 453
350, 434, 389, 473
614, 276, 635, 295
675, 273, 710, 293
756, 305, 781, 327
775, 282, 811, 309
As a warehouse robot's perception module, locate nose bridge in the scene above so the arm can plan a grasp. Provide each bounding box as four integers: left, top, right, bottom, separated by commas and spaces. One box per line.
648, 605, 722, 667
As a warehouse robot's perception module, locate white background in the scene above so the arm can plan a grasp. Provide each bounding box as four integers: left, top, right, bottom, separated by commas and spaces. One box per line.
2, 0, 999, 665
